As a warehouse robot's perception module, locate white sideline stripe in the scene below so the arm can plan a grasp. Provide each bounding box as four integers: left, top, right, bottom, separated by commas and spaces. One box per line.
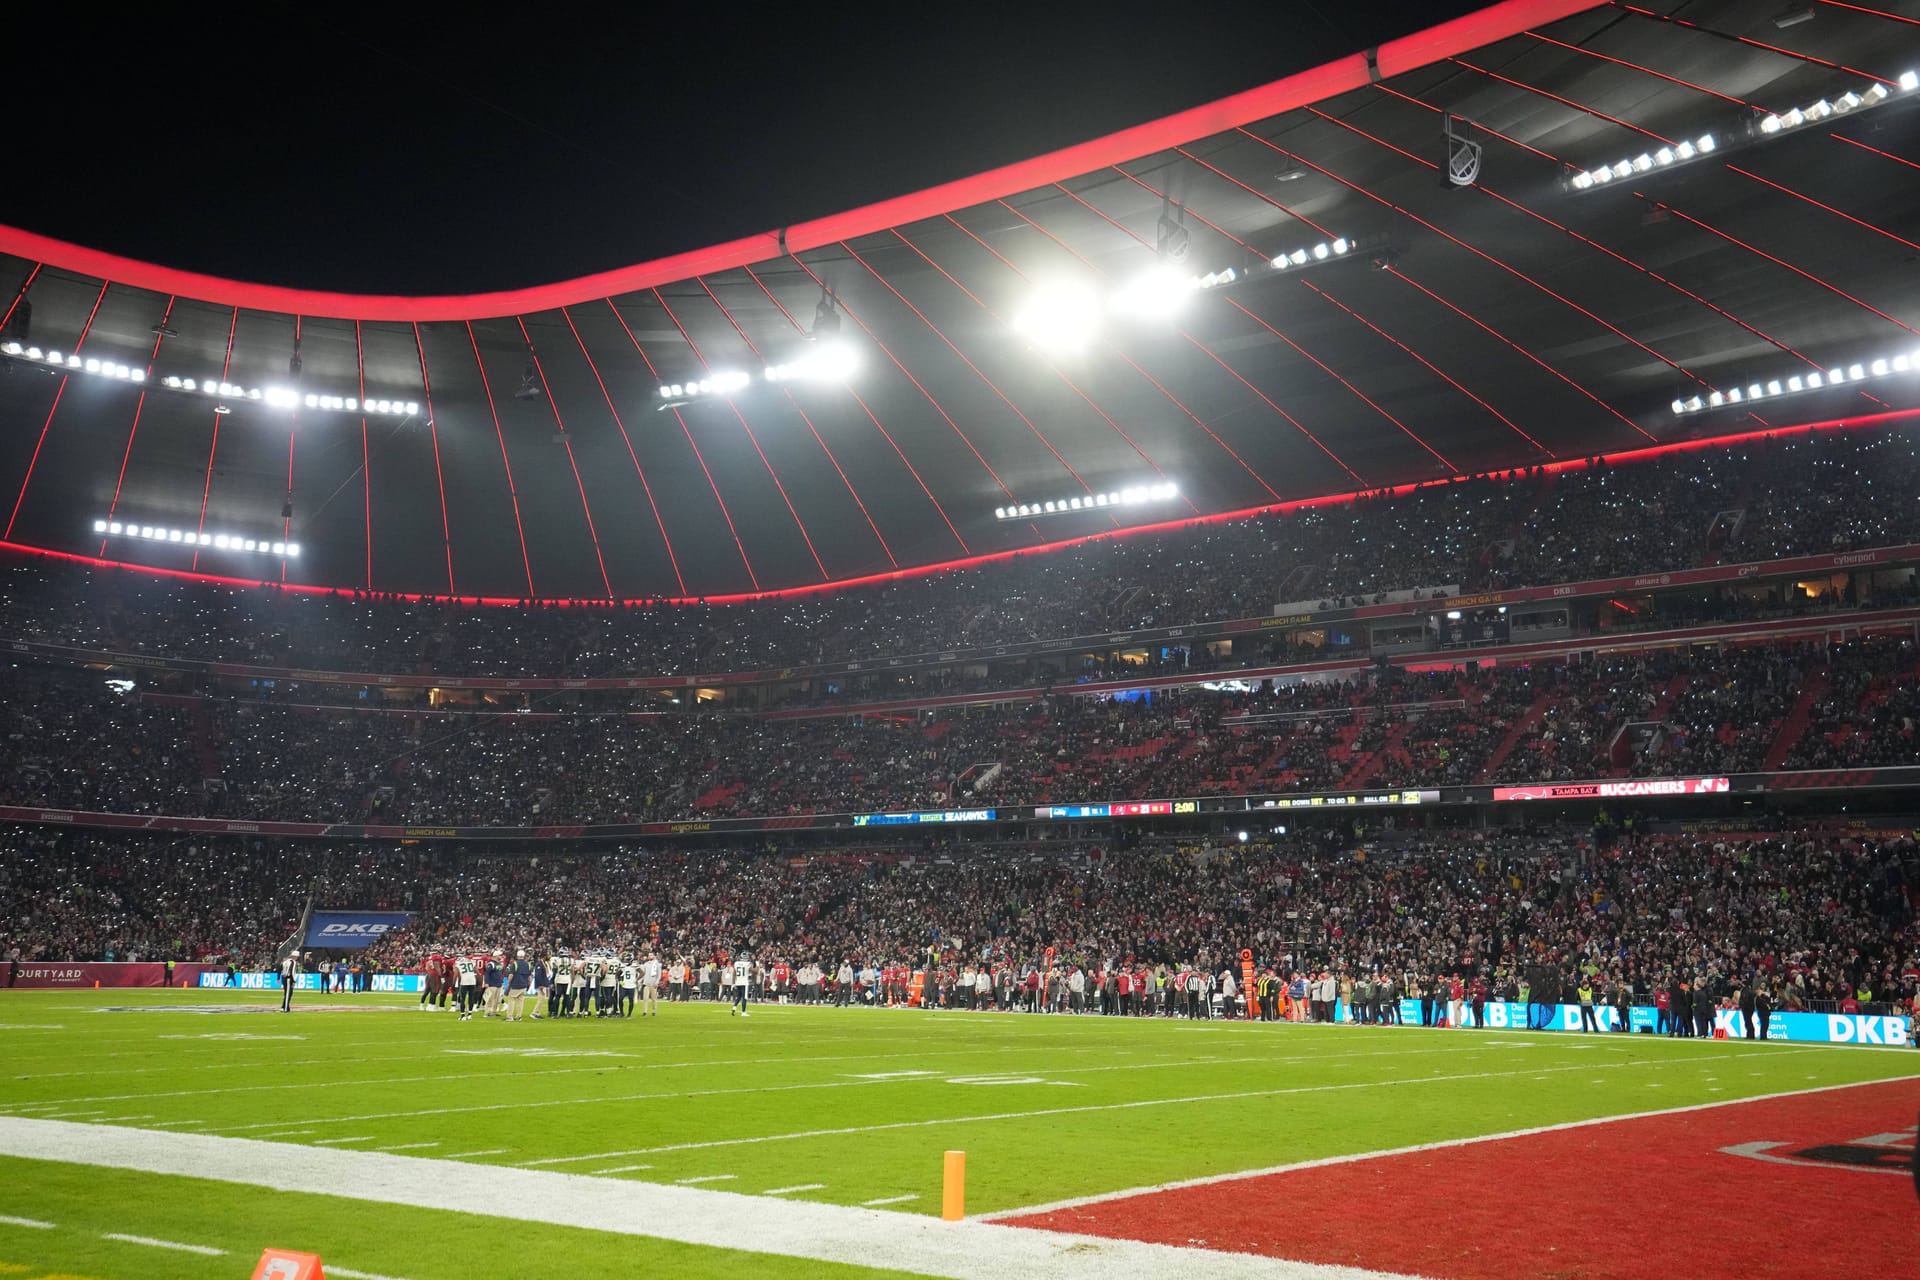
102, 1231, 227, 1256
375, 1142, 442, 1151
864, 1195, 919, 1206
441, 1149, 511, 1159
991, 1073, 1920, 1220
0, 1214, 56, 1228
518, 1046, 1825, 1160
0, 1119, 1400, 1280
312, 1135, 376, 1145
764, 1183, 827, 1195
330, 1268, 411, 1280
676, 1174, 737, 1184
595, 1164, 654, 1174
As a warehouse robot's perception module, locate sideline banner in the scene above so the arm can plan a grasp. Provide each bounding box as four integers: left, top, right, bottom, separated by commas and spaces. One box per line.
302, 911, 415, 949
1384, 998, 1911, 1045
196, 971, 424, 992
6, 962, 218, 989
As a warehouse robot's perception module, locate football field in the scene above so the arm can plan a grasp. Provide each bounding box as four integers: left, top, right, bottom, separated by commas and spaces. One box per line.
1, 990, 1915, 1279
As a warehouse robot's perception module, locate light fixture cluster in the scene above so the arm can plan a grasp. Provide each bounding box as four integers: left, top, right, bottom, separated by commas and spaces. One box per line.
93, 518, 300, 557
1568, 134, 1716, 190
659, 340, 864, 402
1670, 348, 1920, 416
1756, 71, 1917, 138
0, 341, 416, 416
2, 341, 146, 383
766, 339, 862, 382
160, 377, 417, 417
657, 370, 751, 402
1265, 236, 1354, 272
1014, 235, 1378, 352
994, 481, 1178, 519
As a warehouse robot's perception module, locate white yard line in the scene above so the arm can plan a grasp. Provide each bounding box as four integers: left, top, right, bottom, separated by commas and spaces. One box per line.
224, 1043, 1509, 1145
675, 1174, 737, 1184
330, 1268, 413, 1280
519, 1047, 1828, 1162
311, 1136, 377, 1145
764, 1183, 827, 1195
0, 1214, 56, 1229
594, 1164, 654, 1174
0, 1118, 1407, 1279
440, 1149, 512, 1159
0, 1042, 1032, 1105
102, 1232, 226, 1256
990, 1073, 1920, 1219
863, 1195, 919, 1206
374, 1142, 442, 1152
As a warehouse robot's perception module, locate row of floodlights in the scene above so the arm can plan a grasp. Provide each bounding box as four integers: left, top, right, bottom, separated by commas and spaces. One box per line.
659, 341, 861, 403
1568, 135, 1716, 190
1, 341, 416, 416
1758, 72, 1916, 137
995, 482, 1179, 519
4, 341, 145, 381
160, 377, 417, 416
1671, 350, 1920, 416
93, 518, 299, 556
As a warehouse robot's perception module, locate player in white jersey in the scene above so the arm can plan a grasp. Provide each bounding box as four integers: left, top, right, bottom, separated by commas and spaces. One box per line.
618, 957, 637, 1017
730, 953, 752, 1016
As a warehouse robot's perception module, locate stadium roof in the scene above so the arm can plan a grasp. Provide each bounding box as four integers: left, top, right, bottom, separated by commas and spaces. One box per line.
2, 0, 1918, 602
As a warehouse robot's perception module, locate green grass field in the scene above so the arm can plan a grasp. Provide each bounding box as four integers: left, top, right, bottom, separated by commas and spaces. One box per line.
1, 990, 1914, 1279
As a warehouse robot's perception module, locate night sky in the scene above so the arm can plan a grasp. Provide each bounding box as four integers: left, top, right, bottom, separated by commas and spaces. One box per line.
4, 3, 1484, 294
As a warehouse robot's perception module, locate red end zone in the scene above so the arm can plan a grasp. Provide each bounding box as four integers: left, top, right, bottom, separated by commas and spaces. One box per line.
1004, 1080, 1920, 1280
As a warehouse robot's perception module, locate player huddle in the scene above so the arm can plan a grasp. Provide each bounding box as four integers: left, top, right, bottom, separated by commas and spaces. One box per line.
415, 948, 663, 1020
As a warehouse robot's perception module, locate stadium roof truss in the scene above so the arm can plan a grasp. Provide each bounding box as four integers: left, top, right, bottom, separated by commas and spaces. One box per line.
2, 0, 1919, 602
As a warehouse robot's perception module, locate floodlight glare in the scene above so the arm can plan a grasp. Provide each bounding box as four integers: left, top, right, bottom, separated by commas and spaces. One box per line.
1108, 265, 1197, 320
1012, 282, 1103, 353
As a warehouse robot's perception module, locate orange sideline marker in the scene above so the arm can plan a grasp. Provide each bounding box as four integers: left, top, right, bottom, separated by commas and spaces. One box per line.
253, 1248, 324, 1279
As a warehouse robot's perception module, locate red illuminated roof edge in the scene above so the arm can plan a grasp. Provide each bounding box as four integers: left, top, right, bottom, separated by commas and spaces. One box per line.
6, 407, 1914, 607
0, 0, 1604, 321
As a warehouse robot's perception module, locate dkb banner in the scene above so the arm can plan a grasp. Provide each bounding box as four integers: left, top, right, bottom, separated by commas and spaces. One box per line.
301, 911, 415, 949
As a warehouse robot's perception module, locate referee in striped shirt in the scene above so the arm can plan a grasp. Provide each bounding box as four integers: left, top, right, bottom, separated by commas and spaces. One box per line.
280, 951, 301, 1012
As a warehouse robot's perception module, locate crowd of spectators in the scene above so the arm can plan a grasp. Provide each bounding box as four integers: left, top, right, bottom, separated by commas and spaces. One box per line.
3, 826, 1913, 1025
1, 427, 1915, 682
1, 637, 1912, 825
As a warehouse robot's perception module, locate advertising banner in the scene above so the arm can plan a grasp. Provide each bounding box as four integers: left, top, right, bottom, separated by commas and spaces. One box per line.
1384, 998, 1910, 1045
301, 911, 415, 949
6, 962, 219, 989
195, 971, 424, 992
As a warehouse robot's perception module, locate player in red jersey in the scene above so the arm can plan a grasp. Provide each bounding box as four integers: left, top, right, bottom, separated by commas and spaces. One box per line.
771, 958, 791, 1004
418, 952, 444, 1011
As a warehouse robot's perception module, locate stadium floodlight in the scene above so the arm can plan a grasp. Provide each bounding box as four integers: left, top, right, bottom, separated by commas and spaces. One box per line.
764, 339, 862, 383
995, 480, 1177, 519
1108, 265, 1198, 320
1755, 72, 1917, 141
657, 368, 754, 403
4, 340, 146, 383
1012, 281, 1104, 353
1671, 345, 1920, 415
1268, 236, 1354, 273
95, 517, 301, 556
1567, 134, 1716, 192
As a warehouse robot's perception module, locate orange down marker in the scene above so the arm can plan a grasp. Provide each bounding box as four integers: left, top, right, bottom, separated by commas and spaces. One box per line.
253, 1249, 324, 1280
